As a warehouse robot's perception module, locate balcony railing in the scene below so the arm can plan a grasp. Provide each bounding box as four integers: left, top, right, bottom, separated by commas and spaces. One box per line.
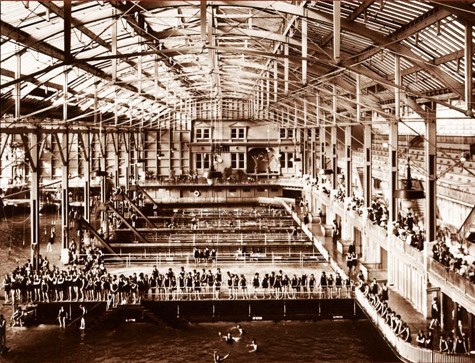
356, 289, 473, 363
428, 258, 475, 302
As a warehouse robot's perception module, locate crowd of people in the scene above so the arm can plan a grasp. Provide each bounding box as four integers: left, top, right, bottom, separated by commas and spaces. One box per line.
192, 247, 217, 265
3, 260, 354, 314
144, 267, 353, 301
391, 210, 426, 251
2, 245, 106, 310
360, 275, 411, 343
432, 238, 475, 284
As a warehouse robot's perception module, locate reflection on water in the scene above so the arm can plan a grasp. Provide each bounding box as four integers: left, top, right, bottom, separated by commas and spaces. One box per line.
4, 320, 399, 363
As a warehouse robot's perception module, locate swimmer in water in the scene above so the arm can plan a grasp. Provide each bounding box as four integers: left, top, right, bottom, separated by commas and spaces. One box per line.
247, 338, 258, 353
214, 351, 230, 362
218, 331, 240, 343
231, 323, 244, 335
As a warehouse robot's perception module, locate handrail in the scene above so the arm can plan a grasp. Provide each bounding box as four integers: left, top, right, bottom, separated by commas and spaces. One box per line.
428, 258, 475, 306
102, 251, 325, 268
356, 289, 473, 363
66, 301, 104, 328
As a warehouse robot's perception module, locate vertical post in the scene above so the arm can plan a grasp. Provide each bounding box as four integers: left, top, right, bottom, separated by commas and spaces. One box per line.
83, 130, 91, 223
423, 104, 437, 319
341, 111, 353, 241
331, 85, 338, 189
30, 130, 40, 271
61, 68, 70, 263
63, 0, 71, 64
284, 42, 289, 94
301, 12, 307, 85
15, 52, 21, 121
317, 93, 325, 171
200, 0, 207, 43
425, 104, 437, 244
465, 24, 473, 113
333, 0, 341, 63
61, 131, 70, 255
359, 73, 372, 209
100, 131, 108, 238
390, 56, 400, 222
345, 124, 352, 199
388, 56, 401, 285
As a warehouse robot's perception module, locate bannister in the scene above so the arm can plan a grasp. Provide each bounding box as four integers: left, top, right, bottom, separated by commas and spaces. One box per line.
356, 289, 473, 363
428, 258, 475, 304
390, 234, 424, 268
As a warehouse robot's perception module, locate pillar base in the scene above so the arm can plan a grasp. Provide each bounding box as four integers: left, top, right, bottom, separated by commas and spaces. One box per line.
61, 248, 70, 265
337, 239, 354, 254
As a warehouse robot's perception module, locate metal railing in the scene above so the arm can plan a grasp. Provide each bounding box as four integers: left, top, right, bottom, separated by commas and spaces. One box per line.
103, 251, 326, 268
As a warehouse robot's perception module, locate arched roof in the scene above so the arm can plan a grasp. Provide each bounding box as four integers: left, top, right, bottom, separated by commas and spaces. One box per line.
1, 1, 474, 129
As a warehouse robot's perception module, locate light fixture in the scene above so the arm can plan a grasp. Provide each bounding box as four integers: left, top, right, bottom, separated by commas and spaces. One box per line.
393, 157, 425, 204
319, 169, 333, 175
95, 169, 108, 177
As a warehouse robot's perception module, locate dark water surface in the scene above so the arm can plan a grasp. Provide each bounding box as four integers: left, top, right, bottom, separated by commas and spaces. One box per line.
3, 320, 400, 363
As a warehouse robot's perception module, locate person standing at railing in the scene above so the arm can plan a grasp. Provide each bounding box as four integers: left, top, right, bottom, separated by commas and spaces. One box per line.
308, 274, 316, 299
335, 273, 342, 299
213, 276, 221, 300
301, 274, 308, 298
226, 272, 233, 300
397, 322, 411, 343
425, 330, 433, 350
429, 297, 440, 329
331, 219, 339, 245
239, 275, 249, 300
327, 274, 334, 299
252, 273, 261, 299
193, 271, 201, 300
416, 330, 425, 348
319, 272, 327, 299
379, 282, 389, 302
439, 334, 449, 353
453, 333, 468, 354
261, 274, 269, 299
0, 314, 7, 353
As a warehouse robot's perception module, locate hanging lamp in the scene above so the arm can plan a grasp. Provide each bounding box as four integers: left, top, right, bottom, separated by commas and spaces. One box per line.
393, 157, 425, 209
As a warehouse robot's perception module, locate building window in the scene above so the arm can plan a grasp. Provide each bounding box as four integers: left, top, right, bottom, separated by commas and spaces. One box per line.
280, 152, 294, 169
196, 153, 210, 170
287, 128, 294, 139
231, 128, 246, 139
231, 152, 245, 169
280, 128, 294, 139
196, 128, 211, 140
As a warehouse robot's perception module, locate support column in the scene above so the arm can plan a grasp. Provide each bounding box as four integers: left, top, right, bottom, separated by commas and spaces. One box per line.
100, 131, 109, 238
29, 130, 40, 271
357, 74, 371, 208
284, 42, 289, 95
301, 12, 307, 85
344, 124, 352, 199
465, 24, 473, 114
331, 85, 338, 189
60, 131, 70, 259
341, 119, 353, 241
423, 103, 437, 318
61, 67, 70, 263
125, 132, 131, 191
317, 93, 325, 171
83, 131, 91, 223
333, 0, 341, 63
388, 55, 401, 286
114, 133, 120, 188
